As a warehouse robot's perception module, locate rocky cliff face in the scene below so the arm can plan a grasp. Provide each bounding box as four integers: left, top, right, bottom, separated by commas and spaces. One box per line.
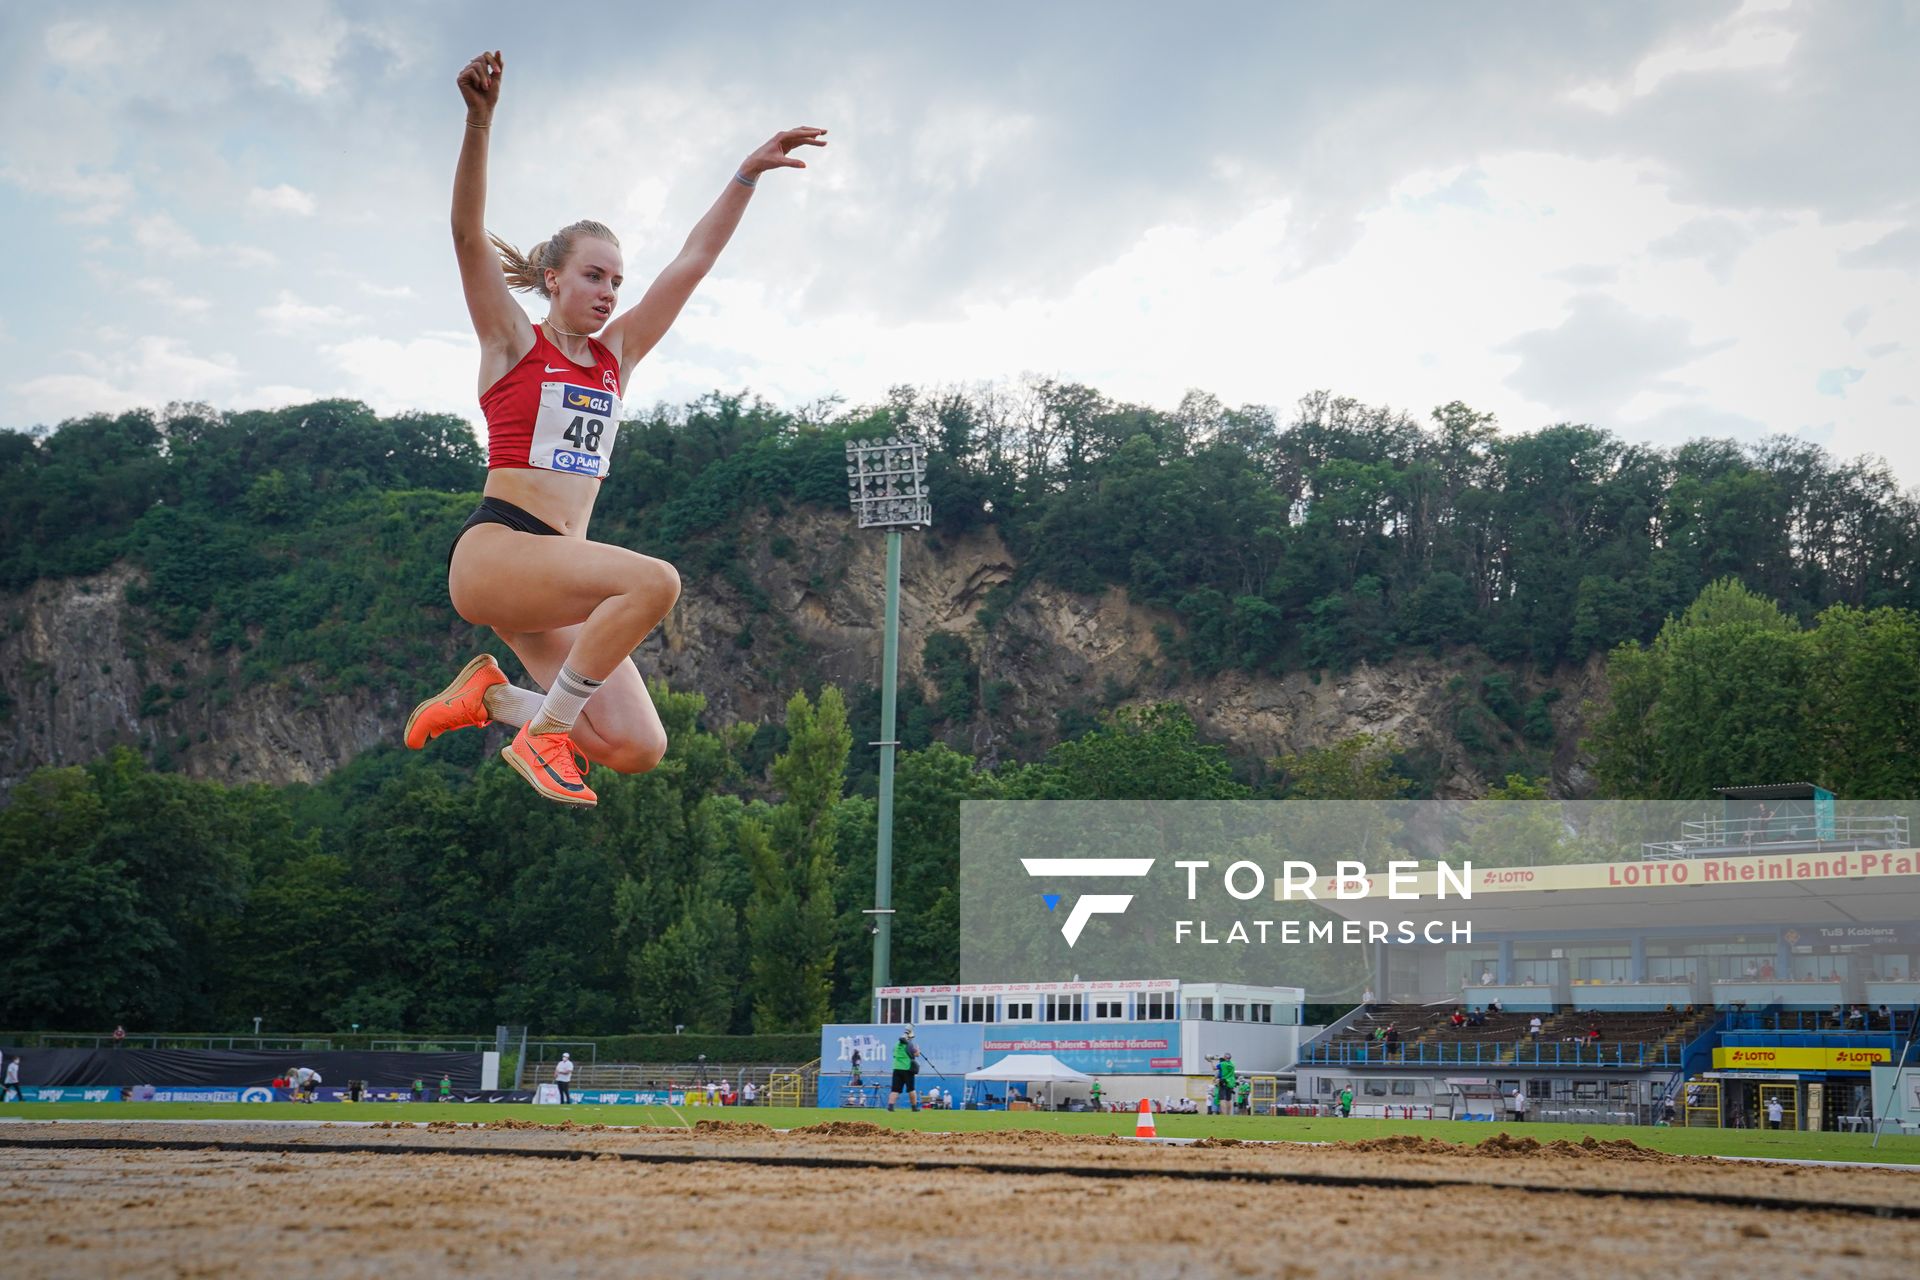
0, 509, 1605, 794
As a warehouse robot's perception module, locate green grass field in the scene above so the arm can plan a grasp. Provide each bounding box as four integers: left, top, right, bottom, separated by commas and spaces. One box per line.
5, 1102, 1918, 1164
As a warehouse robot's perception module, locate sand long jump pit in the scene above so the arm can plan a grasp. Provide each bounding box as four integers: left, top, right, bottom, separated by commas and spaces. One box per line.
3, 1120, 1918, 1278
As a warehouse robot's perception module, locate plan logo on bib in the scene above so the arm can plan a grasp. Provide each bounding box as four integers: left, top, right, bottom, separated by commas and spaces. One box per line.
552, 450, 604, 476
1022, 857, 1156, 946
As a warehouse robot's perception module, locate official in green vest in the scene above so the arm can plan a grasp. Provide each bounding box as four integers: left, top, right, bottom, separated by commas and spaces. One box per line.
887, 1026, 922, 1112
1213, 1053, 1238, 1114
1089, 1080, 1104, 1111
1338, 1086, 1354, 1118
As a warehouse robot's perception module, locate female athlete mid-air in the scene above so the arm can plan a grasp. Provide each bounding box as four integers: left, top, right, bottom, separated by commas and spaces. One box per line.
405, 49, 825, 806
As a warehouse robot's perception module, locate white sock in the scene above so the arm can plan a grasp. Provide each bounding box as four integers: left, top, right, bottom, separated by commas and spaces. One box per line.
527, 665, 603, 737
481, 683, 544, 727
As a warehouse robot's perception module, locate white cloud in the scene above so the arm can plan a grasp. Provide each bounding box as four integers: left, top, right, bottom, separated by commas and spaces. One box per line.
0, 165, 132, 224
9, 337, 241, 423
42, 20, 121, 68
259, 291, 359, 332
320, 333, 482, 417
247, 184, 317, 216
252, 382, 325, 406
131, 213, 277, 268
1567, 2, 1800, 113
357, 281, 415, 299
128, 277, 213, 315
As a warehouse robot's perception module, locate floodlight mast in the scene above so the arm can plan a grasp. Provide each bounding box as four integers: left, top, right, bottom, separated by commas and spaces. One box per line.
845, 438, 930, 1007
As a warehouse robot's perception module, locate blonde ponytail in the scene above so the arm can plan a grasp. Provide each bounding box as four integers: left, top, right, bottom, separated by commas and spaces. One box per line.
489, 221, 620, 298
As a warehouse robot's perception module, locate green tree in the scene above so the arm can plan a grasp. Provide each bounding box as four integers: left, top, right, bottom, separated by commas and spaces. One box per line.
745, 687, 850, 1031
1271, 733, 1411, 800
1026, 703, 1248, 800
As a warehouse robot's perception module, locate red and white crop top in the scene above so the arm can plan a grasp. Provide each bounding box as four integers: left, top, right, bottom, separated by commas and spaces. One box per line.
479, 328, 623, 479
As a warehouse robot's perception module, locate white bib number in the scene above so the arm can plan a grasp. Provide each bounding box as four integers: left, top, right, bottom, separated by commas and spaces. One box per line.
530, 381, 621, 477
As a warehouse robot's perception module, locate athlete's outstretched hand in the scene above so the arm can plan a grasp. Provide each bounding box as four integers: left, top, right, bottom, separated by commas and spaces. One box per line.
457, 50, 503, 120
741, 127, 828, 179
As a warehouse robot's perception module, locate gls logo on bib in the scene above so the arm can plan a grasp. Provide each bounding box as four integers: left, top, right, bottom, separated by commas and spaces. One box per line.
563, 387, 614, 416
531, 381, 622, 478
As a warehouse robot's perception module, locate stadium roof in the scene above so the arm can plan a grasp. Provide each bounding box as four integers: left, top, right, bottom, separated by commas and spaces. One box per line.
1305, 847, 1920, 934
1712, 783, 1829, 800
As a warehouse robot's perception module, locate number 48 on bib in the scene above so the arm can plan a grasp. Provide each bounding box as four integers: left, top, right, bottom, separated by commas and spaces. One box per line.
531, 381, 621, 477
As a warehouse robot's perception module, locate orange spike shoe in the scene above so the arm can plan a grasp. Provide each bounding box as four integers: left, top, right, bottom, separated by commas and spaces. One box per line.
404, 654, 508, 749
501, 724, 598, 807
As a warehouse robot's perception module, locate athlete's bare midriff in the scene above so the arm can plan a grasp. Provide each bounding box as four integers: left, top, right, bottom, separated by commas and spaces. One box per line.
481, 467, 600, 536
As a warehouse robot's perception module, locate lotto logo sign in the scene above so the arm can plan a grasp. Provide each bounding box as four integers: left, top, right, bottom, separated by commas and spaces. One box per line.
563, 386, 614, 416
553, 450, 605, 476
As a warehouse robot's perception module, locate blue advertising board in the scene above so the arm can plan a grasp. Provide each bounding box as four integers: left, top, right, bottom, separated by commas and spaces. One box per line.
148, 1086, 281, 1103
561, 1089, 689, 1106
979, 1021, 1182, 1074
15, 1086, 122, 1102
819, 1020, 1186, 1080
819, 1024, 984, 1078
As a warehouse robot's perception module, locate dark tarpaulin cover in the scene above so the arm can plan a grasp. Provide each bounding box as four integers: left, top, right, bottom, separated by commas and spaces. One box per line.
0, 1048, 481, 1089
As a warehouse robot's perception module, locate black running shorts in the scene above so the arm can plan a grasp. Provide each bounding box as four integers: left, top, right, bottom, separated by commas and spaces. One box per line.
891, 1068, 915, 1091
449, 496, 562, 569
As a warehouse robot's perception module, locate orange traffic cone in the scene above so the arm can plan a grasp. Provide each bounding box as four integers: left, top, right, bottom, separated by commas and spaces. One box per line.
1135, 1097, 1157, 1138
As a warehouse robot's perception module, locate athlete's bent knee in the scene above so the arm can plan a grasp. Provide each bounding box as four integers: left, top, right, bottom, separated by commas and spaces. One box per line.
595, 726, 669, 774
629, 556, 680, 613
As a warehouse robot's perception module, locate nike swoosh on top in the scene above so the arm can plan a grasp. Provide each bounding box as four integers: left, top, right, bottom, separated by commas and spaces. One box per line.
531, 747, 587, 792
545, 365, 575, 373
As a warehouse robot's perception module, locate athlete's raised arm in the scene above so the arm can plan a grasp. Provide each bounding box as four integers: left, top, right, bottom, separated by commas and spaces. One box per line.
451, 51, 533, 363
604, 126, 826, 385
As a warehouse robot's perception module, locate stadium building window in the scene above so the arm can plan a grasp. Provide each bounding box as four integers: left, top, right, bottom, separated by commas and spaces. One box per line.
920, 1001, 951, 1022
878, 996, 910, 1024
959, 997, 994, 1023
1005, 1000, 1037, 1022
1252, 1004, 1273, 1023
1222, 1002, 1246, 1022
1093, 999, 1127, 1020
1046, 995, 1085, 1021
1141, 994, 1175, 1020
1184, 999, 1214, 1020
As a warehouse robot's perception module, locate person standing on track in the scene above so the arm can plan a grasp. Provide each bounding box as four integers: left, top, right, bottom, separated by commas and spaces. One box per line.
553, 1052, 574, 1105
887, 1026, 923, 1112
405, 48, 827, 807
1212, 1052, 1237, 1114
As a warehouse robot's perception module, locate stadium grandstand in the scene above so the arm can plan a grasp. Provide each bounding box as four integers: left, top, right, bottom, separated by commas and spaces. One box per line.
1295, 785, 1920, 1130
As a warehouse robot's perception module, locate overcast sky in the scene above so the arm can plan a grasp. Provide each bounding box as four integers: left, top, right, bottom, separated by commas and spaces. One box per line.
2, 1, 1916, 485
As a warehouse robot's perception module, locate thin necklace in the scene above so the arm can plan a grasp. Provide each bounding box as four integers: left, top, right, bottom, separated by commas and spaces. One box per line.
543, 316, 594, 338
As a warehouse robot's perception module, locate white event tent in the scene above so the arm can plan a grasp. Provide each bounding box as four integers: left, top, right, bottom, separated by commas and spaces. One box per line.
964, 1054, 1093, 1110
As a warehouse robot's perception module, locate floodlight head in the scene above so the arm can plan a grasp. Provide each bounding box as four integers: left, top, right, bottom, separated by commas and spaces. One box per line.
845, 437, 932, 529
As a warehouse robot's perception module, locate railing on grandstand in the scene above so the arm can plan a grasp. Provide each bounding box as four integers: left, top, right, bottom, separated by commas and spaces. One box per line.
1641, 813, 1908, 861
1729, 1008, 1915, 1035
1298, 1040, 1686, 1069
